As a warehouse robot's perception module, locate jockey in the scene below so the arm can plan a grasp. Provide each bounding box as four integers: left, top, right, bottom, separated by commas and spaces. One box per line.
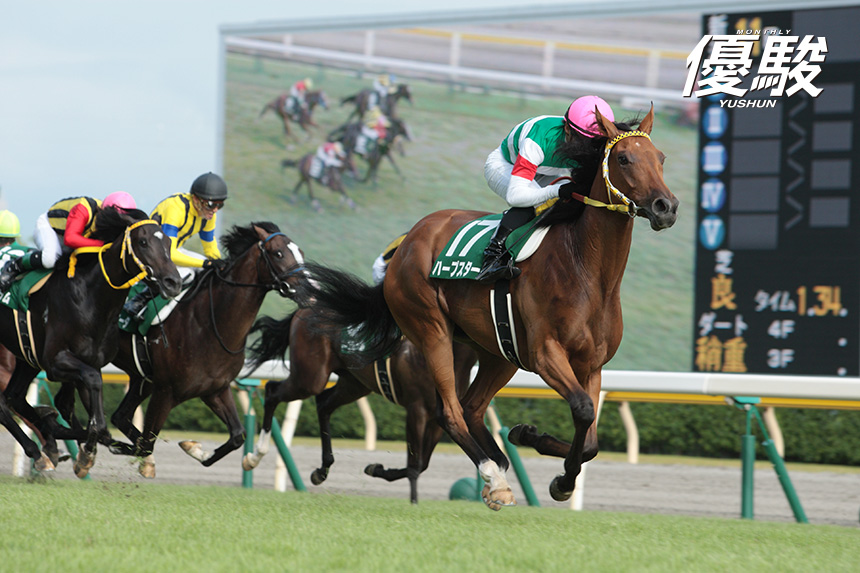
0, 210, 31, 264
123, 172, 228, 317
289, 77, 313, 113
361, 106, 390, 149
0, 192, 137, 292
372, 73, 395, 105
475, 95, 615, 283
316, 141, 346, 170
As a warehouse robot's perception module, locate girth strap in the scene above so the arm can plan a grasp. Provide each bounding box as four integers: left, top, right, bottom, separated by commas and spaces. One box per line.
130, 333, 155, 382
373, 357, 399, 405
490, 280, 525, 370
12, 309, 42, 371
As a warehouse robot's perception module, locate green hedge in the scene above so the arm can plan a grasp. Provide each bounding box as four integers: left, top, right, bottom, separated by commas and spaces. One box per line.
65, 383, 860, 466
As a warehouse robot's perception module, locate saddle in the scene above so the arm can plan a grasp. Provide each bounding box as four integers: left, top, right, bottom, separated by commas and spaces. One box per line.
429, 214, 549, 281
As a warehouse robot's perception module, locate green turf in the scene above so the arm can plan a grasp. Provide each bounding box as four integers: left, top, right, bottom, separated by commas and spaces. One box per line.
1, 475, 857, 572
222, 53, 697, 372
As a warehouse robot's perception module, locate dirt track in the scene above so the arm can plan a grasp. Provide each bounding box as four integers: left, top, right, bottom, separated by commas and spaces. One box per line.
2, 430, 858, 527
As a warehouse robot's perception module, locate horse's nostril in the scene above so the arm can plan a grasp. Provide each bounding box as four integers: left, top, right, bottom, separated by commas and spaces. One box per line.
652, 197, 671, 215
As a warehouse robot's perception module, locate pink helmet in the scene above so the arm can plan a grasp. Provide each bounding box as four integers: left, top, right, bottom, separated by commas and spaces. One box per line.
564, 95, 615, 138
102, 191, 137, 211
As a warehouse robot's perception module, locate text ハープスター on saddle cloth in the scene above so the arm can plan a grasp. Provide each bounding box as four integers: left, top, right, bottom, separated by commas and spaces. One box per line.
429, 214, 549, 280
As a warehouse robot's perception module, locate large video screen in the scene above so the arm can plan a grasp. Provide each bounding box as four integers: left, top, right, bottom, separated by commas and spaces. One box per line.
220, 24, 697, 371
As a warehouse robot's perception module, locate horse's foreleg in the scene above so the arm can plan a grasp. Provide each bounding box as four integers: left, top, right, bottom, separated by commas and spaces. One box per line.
180, 386, 244, 467
532, 343, 599, 502
135, 389, 176, 478
385, 152, 405, 179
0, 389, 51, 471
109, 375, 152, 455
312, 375, 370, 485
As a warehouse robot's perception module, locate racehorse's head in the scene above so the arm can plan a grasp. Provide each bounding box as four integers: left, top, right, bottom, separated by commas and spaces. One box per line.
310, 90, 329, 110
390, 117, 412, 142
222, 222, 310, 301
397, 84, 413, 104
595, 105, 679, 231
96, 207, 182, 298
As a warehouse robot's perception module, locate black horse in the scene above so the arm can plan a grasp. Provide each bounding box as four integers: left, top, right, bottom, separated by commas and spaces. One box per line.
328, 117, 412, 184
243, 308, 476, 503
341, 84, 412, 121
107, 222, 309, 478
281, 152, 356, 212
0, 208, 181, 476
260, 90, 329, 144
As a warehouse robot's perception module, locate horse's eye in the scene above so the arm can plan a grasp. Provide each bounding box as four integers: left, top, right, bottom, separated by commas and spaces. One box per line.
139, 239, 148, 247
276, 251, 283, 259
617, 153, 629, 166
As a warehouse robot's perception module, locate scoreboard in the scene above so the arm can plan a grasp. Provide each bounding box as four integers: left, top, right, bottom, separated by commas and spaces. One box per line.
693, 6, 860, 375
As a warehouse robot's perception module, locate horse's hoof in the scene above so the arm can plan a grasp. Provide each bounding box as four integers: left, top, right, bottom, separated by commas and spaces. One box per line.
507, 424, 538, 447
179, 440, 206, 462
44, 445, 60, 467
34, 452, 56, 473
549, 474, 573, 502
310, 468, 328, 485
73, 449, 95, 479
242, 453, 260, 471
139, 459, 156, 479
481, 484, 516, 511
364, 463, 382, 477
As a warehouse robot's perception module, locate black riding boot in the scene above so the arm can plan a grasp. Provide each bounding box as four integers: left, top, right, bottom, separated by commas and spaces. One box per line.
123, 284, 153, 319
474, 207, 535, 284
0, 257, 24, 292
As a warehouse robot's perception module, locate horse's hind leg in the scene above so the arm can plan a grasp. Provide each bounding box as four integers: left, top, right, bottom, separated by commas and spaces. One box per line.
312, 374, 370, 485
179, 386, 244, 467
3, 363, 56, 472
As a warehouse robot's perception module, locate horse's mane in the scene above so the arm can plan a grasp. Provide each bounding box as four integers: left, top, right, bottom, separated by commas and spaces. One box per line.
539, 116, 643, 227
221, 221, 281, 260
52, 206, 150, 273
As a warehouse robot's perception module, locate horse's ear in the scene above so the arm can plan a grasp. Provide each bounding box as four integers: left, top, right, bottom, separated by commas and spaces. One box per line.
595, 106, 618, 139
253, 225, 269, 241
638, 103, 655, 135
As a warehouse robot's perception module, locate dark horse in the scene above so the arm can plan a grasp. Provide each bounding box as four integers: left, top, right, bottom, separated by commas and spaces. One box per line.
0, 208, 181, 476
296, 106, 678, 509
260, 90, 329, 143
243, 308, 476, 503
328, 117, 412, 185
281, 152, 356, 213
107, 223, 309, 478
341, 84, 412, 121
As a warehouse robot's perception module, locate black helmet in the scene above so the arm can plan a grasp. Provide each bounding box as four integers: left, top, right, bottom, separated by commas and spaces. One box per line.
190, 172, 228, 201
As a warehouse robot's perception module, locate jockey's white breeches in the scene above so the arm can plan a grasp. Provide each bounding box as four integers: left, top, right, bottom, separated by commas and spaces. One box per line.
34, 213, 62, 269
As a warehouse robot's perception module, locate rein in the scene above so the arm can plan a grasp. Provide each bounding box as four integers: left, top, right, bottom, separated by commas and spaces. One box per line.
201, 231, 306, 354
67, 219, 160, 289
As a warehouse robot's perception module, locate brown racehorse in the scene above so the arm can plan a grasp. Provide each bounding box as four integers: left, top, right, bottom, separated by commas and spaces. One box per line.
281, 152, 356, 213
107, 223, 309, 478
243, 308, 477, 503
296, 106, 678, 509
328, 116, 412, 185
0, 208, 181, 476
259, 90, 329, 143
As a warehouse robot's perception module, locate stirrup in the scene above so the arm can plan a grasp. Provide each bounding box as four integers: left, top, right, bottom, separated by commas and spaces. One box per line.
476, 256, 520, 284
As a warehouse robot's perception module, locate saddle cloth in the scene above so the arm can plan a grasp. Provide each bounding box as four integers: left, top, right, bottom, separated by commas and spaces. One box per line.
429, 214, 549, 280
0, 270, 52, 312
118, 280, 192, 336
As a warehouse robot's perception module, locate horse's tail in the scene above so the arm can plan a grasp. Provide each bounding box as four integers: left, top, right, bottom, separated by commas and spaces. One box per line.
281, 158, 299, 170
246, 311, 296, 372
340, 94, 357, 106
259, 102, 273, 118
302, 262, 401, 366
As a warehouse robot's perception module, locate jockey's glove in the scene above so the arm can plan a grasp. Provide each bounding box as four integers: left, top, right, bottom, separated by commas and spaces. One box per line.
558, 181, 578, 202
203, 258, 229, 272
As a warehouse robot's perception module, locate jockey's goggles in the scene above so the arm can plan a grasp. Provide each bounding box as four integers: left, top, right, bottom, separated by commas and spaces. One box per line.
201, 199, 225, 210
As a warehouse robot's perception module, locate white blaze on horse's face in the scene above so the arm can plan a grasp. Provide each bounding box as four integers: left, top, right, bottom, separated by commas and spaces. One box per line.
153, 231, 164, 240
287, 242, 304, 265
